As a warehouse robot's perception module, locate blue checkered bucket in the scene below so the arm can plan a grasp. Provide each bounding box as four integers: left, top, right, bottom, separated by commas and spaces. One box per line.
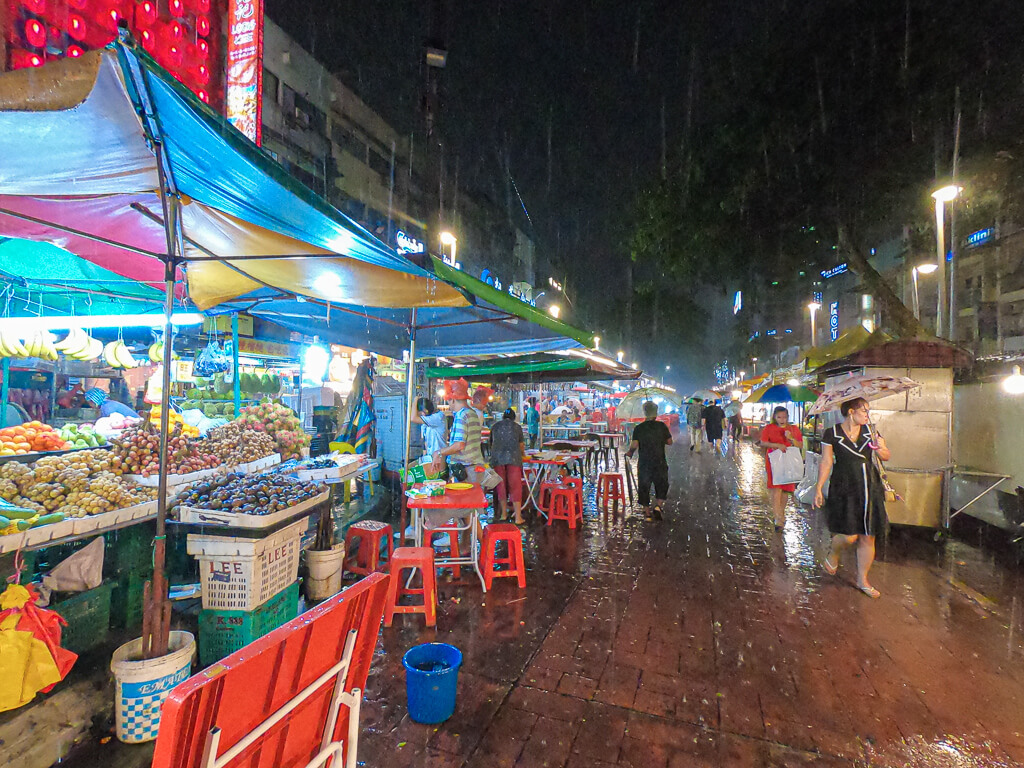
110, 631, 196, 743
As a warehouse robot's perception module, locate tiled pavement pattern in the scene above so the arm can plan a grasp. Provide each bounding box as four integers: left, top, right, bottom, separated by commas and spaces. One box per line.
359, 442, 1024, 767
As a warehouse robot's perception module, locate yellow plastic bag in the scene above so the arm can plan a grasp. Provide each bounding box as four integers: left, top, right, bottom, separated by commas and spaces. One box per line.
0, 584, 77, 712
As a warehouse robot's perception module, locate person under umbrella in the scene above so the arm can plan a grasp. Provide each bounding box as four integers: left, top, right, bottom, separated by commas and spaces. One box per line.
813, 397, 890, 599
701, 399, 726, 455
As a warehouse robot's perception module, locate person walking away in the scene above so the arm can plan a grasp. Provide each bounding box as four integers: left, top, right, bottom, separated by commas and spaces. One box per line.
525, 399, 541, 448
490, 408, 527, 525
625, 401, 673, 521
814, 397, 890, 599
724, 397, 744, 441
759, 406, 803, 529
685, 397, 704, 452
410, 397, 447, 460
702, 399, 727, 455
431, 379, 505, 522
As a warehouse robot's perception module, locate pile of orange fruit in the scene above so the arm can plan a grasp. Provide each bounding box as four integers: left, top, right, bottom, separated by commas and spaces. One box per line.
0, 422, 72, 456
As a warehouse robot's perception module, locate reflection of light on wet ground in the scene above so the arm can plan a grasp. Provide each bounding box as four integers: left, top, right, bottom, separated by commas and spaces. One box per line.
890, 735, 1018, 767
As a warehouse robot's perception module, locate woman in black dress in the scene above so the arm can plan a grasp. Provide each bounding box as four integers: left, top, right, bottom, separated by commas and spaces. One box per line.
813, 397, 891, 598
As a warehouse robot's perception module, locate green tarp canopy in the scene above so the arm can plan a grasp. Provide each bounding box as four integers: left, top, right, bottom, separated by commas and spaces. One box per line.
426, 352, 641, 384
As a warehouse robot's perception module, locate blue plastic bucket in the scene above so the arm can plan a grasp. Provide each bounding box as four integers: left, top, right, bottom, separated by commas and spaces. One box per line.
402, 643, 463, 724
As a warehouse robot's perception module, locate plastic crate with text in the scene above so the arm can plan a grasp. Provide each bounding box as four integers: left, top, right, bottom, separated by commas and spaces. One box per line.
197, 581, 300, 666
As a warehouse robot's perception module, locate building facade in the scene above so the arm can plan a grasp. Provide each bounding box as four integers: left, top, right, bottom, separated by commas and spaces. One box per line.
259, 18, 539, 293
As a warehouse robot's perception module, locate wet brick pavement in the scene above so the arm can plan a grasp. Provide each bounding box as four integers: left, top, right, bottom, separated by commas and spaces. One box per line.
360, 441, 1024, 768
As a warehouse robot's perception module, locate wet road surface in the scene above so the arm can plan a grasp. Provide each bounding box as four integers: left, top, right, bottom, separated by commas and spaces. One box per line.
360, 440, 1024, 767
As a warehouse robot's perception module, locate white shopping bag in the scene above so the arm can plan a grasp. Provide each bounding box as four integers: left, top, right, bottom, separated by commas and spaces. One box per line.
768, 447, 804, 486
795, 451, 828, 505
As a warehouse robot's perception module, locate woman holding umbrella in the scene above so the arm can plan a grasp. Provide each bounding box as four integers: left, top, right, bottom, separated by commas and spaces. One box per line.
814, 397, 891, 598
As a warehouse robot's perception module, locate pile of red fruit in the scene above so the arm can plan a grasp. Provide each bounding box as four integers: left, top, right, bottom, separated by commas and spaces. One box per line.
110, 423, 221, 478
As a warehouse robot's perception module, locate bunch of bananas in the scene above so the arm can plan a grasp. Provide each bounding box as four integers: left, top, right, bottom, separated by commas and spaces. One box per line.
0, 331, 30, 359
54, 328, 103, 361
103, 340, 138, 369
147, 340, 177, 363
24, 331, 59, 361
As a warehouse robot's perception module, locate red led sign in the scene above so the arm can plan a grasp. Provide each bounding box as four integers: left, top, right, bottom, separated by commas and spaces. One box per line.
3, 0, 223, 108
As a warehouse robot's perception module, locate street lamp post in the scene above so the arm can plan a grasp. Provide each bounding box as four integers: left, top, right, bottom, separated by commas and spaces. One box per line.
440, 230, 458, 269
911, 262, 938, 320
807, 302, 822, 347
931, 185, 961, 338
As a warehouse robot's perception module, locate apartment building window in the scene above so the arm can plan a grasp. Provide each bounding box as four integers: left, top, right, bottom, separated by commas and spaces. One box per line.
293, 94, 326, 135
368, 148, 391, 178
262, 69, 280, 104
331, 122, 366, 158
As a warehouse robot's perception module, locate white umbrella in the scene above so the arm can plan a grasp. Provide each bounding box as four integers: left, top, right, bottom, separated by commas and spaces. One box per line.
550, 405, 573, 416
617, 387, 683, 420
807, 374, 921, 415
690, 389, 719, 402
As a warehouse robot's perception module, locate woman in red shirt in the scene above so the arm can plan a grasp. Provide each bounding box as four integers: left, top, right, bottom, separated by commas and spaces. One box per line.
758, 406, 804, 530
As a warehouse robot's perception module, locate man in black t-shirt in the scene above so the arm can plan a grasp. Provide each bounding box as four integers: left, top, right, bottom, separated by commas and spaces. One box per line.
625, 400, 673, 520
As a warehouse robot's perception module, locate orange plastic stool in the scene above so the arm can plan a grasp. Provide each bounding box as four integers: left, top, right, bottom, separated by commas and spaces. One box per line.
548, 487, 583, 528
562, 477, 584, 519
343, 520, 393, 577
384, 547, 437, 627
538, 481, 562, 513
423, 523, 462, 579
596, 473, 626, 512
479, 523, 526, 589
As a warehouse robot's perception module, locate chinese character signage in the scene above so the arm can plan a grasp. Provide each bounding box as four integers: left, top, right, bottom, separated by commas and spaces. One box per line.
226, 0, 264, 144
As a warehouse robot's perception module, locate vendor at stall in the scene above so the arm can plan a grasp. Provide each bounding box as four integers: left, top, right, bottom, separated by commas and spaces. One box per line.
84, 388, 140, 419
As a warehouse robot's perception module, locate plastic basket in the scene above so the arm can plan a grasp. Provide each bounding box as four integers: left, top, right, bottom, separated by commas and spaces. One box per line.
110, 570, 150, 631
187, 519, 305, 611
105, 522, 156, 575
52, 581, 115, 655
197, 581, 300, 666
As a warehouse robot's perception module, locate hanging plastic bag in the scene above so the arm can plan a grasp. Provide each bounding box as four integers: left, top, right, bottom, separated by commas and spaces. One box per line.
193, 339, 229, 377
795, 451, 828, 505
768, 447, 804, 486
0, 583, 78, 712
41, 537, 104, 595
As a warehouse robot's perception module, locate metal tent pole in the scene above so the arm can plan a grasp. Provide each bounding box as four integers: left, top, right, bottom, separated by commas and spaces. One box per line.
232, 313, 241, 417
400, 309, 417, 544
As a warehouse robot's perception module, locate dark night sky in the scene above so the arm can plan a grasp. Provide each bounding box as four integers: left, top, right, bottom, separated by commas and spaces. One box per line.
263, 0, 695, 346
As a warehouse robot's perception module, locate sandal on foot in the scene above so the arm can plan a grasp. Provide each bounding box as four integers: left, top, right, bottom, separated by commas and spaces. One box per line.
857, 584, 881, 599
822, 556, 838, 576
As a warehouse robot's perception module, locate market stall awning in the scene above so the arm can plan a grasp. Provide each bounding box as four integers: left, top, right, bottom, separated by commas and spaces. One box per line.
218, 257, 596, 359
0, 47, 466, 311
802, 326, 892, 371
424, 351, 640, 383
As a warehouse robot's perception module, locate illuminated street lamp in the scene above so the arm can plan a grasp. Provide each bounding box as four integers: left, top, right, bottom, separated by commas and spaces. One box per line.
1004, 366, 1024, 395
439, 230, 458, 269
548, 304, 561, 319
911, 262, 938, 320
617, 350, 625, 362
931, 184, 962, 338
593, 335, 601, 349
807, 301, 822, 347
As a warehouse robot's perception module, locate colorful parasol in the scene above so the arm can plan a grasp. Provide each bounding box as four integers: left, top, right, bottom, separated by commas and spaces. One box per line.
745, 384, 819, 404
807, 374, 921, 415
340, 359, 376, 454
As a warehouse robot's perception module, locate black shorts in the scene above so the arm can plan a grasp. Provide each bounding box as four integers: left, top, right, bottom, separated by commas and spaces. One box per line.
637, 462, 669, 506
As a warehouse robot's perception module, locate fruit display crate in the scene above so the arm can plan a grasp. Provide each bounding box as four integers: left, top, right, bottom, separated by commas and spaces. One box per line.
0, 444, 111, 466
0, 501, 158, 554
233, 453, 281, 475
289, 458, 366, 483
126, 466, 221, 489
51, 581, 115, 655
186, 518, 306, 610
197, 581, 300, 666
176, 490, 329, 529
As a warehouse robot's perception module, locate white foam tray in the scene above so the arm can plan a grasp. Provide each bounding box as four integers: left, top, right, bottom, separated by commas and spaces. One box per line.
0, 500, 159, 554
176, 489, 329, 529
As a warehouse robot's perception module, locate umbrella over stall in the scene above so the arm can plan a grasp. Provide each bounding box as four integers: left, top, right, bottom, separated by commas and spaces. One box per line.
0, 37, 468, 657
745, 384, 820, 404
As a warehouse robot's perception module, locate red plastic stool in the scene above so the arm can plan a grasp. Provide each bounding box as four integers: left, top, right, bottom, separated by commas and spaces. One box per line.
562, 477, 583, 519
548, 486, 583, 528
538, 481, 562, 513
596, 473, 626, 512
384, 547, 437, 627
423, 523, 462, 579
343, 520, 393, 577
480, 523, 526, 589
